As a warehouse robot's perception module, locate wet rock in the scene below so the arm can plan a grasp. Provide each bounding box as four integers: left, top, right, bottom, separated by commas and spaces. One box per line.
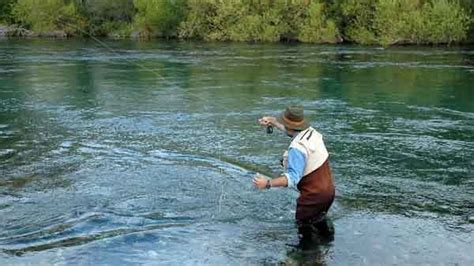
0, 25, 9, 37
0, 25, 66, 38
0, 25, 36, 37
38, 31, 67, 38
0, 149, 15, 158
468, 216, 474, 223
130, 31, 142, 39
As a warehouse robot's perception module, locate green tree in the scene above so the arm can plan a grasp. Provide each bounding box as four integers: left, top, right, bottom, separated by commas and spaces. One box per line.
0, 0, 16, 23
179, 0, 341, 43
12, 0, 86, 35
340, 0, 378, 44
133, 0, 186, 39
178, 0, 216, 40
75, 0, 135, 37
297, 1, 341, 43
422, 0, 470, 44
340, 0, 470, 45
2, 0, 471, 44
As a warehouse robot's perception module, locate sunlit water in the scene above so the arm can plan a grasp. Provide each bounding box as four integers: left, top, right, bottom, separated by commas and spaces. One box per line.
0, 39, 473, 265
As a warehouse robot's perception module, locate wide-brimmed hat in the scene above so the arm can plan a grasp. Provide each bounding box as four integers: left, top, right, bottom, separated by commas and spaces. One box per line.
277, 105, 310, 131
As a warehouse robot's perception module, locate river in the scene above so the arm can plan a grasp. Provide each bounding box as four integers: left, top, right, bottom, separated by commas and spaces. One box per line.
0, 39, 473, 265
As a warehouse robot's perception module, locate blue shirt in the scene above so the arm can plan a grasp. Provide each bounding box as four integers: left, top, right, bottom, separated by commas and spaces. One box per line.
284, 148, 306, 188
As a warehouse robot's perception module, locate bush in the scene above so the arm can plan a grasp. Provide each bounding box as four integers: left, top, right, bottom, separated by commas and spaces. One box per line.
341, 0, 470, 45
422, 0, 470, 44
297, 2, 341, 43
102, 21, 132, 39
373, 0, 423, 45
0, 0, 16, 23
179, 0, 341, 43
76, 0, 135, 36
12, 0, 86, 35
340, 0, 378, 44
178, 0, 216, 40
227, 3, 285, 42
2, 0, 471, 44
133, 0, 186, 39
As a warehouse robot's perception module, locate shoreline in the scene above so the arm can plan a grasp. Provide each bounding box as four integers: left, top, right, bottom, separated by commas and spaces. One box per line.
1, 25, 473, 47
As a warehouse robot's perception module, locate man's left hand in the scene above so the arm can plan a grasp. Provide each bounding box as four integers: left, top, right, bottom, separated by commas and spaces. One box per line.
253, 174, 269, 190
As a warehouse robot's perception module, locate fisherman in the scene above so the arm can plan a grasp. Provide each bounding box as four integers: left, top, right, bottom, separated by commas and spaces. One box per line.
254, 105, 335, 241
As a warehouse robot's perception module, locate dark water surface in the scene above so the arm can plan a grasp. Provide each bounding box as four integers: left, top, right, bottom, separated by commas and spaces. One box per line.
0, 39, 473, 265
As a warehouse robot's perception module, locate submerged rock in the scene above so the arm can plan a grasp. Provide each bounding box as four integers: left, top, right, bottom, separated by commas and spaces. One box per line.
0, 25, 9, 37
0, 25, 36, 37
0, 25, 66, 38
0, 149, 15, 158
38, 31, 67, 38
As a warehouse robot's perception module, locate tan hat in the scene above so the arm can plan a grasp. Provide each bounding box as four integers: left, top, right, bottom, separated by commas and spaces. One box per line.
277, 105, 310, 131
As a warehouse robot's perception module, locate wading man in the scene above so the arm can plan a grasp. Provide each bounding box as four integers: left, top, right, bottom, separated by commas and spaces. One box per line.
253, 106, 335, 241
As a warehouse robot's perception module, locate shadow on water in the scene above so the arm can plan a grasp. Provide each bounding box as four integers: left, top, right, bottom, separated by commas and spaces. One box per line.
285, 240, 334, 266
1, 223, 189, 257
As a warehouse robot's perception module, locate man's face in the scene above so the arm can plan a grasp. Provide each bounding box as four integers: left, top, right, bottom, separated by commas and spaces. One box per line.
285, 127, 293, 138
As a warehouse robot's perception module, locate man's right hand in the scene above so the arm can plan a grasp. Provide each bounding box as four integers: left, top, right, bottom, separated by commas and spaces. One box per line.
258, 116, 276, 127
258, 116, 286, 132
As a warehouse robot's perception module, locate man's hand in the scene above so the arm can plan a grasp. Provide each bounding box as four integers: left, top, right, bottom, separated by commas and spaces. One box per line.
258, 116, 285, 131
258, 116, 276, 127
253, 174, 270, 190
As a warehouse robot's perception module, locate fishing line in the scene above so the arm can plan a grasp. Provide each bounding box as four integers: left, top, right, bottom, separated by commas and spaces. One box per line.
8, 13, 276, 212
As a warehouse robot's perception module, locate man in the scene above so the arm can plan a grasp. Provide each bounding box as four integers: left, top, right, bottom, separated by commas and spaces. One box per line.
253, 105, 335, 240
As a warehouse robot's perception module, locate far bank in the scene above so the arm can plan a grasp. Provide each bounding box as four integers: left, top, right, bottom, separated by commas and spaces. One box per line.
0, 0, 473, 46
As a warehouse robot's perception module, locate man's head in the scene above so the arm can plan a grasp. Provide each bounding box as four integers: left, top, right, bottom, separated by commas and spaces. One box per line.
277, 105, 309, 137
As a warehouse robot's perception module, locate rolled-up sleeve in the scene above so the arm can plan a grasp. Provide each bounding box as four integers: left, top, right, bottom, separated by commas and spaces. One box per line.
285, 148, 306, 188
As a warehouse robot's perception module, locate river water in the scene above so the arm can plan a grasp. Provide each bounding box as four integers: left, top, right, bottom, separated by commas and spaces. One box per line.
0, 39, 473, 265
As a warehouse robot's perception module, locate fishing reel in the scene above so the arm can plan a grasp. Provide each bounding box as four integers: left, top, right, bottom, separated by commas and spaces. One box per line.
266, 126, 273, 134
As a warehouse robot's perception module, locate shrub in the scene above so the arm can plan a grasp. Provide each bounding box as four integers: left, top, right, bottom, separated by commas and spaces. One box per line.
179, 0, 341, 43
341, 0, 470, 45
133, 0, 186, 39
102, 21, 132, 39
297, 2, 341, 43
422, 0, 470, 44
2, 0, 471, 44
0, 0, 16, 23
12, 0, 86, 35
180, 1, 284, 42
340, 0, 378, 44
227, 3, 284, 42
76, 0, 135, 36
373, 0, 423, 45
178, 0, 216, 40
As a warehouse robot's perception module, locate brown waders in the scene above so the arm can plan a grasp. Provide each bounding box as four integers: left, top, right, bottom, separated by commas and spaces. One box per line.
295, 159, 335, 240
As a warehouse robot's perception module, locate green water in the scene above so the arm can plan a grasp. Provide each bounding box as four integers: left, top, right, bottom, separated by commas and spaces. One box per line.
0, 39, 473, 265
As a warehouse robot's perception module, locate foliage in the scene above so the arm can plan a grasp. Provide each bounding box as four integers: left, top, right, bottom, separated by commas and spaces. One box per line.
421, 0, 470, 44
340, 0, 378, 44
177, 0, 215, 40
297, 2, 341, 43
0, 0, 16, 23
179, 0, 341, 43
102, 21, 133, 39
340, 0, 470, 45
2, 0, 472, 44
75, 0, 135, 36
12, 0, 86, 35
133, 0, 186, 39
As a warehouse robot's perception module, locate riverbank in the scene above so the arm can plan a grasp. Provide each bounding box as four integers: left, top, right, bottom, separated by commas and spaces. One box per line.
1, 24, 473, 47
1, 0, 472, 46
0, 25, 68, 38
